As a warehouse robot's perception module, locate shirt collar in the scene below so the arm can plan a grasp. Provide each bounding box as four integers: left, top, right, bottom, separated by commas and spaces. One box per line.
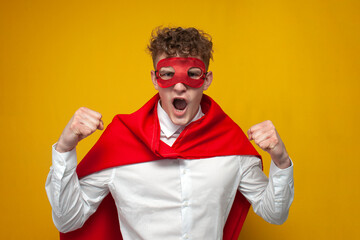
157, 100, 204, 138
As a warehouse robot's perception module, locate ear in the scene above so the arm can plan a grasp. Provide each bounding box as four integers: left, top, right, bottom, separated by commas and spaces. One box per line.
151, 70, 159, 90
202, 71, 213, 90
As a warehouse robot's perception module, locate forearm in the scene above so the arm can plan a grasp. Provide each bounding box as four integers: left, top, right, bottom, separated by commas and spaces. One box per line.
239, 156, 294, 225
252, 160, 294, 224
45, 144, 110, 232
46, 170, 87, 232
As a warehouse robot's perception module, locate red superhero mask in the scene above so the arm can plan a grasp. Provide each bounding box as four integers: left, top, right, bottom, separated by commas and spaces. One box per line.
155, 57, 207, 88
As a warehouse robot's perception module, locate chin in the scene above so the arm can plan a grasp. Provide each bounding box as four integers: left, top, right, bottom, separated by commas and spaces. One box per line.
169, 116, 191, 126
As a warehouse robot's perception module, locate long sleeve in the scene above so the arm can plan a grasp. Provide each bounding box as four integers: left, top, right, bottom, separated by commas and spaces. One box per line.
238, 156, 294, 225
45, 144, 112, 233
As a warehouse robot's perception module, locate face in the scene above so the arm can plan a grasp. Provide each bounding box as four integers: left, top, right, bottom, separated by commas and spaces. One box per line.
151, 53, 213, 126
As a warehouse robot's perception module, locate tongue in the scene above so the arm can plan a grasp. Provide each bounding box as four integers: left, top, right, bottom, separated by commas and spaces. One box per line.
173, 99, 187, 110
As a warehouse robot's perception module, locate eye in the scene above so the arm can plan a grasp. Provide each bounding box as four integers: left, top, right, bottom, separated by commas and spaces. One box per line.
188, 68, 203, 79
158, 67, 175, 80
159, 71, 174, 79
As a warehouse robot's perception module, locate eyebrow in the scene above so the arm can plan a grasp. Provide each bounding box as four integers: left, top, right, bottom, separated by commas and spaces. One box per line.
159, 67, 175, 71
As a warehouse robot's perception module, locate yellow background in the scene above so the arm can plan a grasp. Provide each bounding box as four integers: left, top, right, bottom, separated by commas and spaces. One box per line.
0, 0, 359, 239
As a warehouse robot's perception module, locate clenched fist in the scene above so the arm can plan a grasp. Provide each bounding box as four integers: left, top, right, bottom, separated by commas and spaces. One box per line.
247, 120, 291, 169
55, 107, 104, 153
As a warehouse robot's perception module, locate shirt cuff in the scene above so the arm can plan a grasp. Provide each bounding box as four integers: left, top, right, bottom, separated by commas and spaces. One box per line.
52, 143, 78, 173
269, 158, 293, 181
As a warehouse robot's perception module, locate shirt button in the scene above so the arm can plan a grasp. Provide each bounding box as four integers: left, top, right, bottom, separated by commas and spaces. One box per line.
183, 233, 189, 239
183, 201, 189, 207
182, 169, 187, 174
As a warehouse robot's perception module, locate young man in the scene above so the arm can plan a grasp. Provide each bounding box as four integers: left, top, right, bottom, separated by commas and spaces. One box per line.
46, 27, 294, 240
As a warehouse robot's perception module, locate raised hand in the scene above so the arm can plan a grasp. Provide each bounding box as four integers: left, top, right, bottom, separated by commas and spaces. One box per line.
55, 107, 104, 153
247, 120, 291, 169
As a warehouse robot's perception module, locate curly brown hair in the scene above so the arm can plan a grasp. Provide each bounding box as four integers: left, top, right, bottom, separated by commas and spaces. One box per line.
148, 27, 213, 70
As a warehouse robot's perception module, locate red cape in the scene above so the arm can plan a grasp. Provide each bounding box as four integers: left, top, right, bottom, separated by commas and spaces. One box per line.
60, 94, 261, 240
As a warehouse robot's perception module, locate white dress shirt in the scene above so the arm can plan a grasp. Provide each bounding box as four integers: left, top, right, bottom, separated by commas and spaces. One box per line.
45, 102, 294, 240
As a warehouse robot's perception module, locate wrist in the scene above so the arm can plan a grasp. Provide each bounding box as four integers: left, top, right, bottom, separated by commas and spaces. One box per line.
273, 152, 291, 169
55, 141, 75, 153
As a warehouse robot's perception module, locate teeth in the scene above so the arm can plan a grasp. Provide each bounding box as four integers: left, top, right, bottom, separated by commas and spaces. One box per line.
173, 98, 187, 111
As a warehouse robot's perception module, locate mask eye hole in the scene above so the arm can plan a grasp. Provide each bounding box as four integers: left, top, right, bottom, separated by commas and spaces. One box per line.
158, 66, 175, 80
188, 67, 204, 79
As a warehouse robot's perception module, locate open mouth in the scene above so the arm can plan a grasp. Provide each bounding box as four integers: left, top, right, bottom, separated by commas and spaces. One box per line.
173, 98, 187, 111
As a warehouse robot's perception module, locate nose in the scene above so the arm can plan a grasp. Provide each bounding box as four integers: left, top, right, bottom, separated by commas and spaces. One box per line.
173, 82, 187, 93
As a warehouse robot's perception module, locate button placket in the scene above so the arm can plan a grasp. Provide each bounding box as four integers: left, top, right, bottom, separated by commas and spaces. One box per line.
179, 159, 192, 239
